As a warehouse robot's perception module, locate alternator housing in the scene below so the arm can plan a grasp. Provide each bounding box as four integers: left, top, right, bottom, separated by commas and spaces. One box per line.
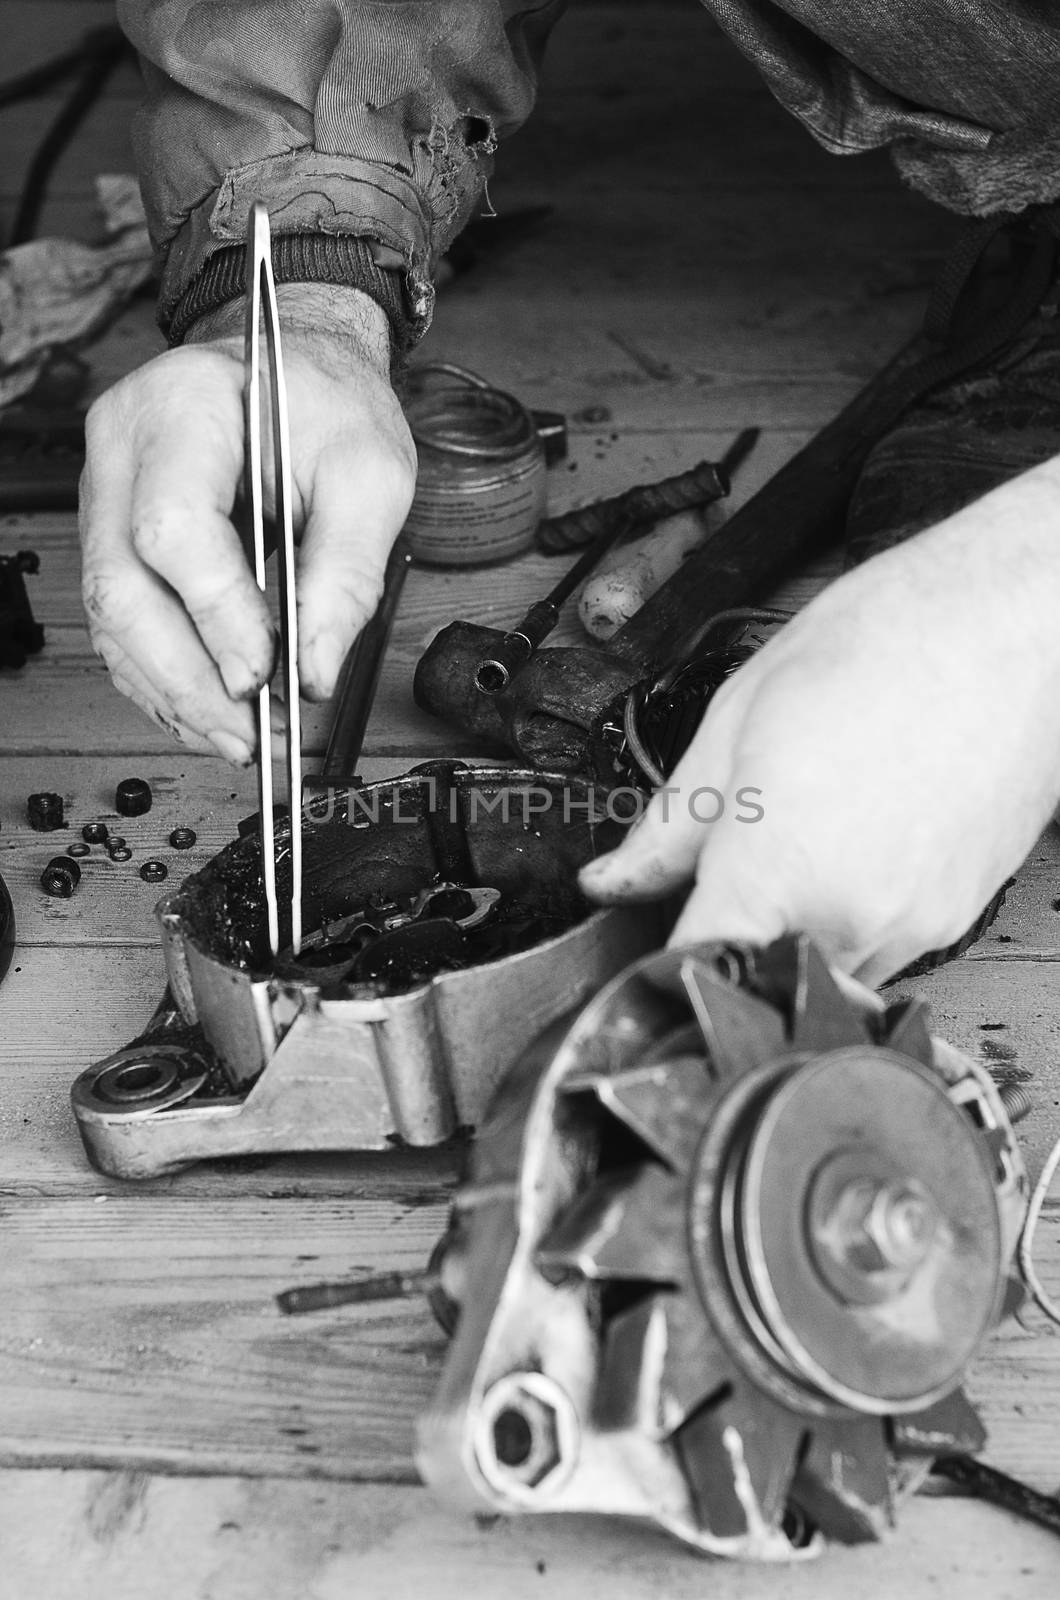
417, 934, 1027, 1559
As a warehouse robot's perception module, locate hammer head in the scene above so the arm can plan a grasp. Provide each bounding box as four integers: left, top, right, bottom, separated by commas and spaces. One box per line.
414, 621, 642, 771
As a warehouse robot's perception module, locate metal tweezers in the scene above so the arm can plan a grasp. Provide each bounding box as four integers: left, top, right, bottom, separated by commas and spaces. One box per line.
244, 205, 301, 958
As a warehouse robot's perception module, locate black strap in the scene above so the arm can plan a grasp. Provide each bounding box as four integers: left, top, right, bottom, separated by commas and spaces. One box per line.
933, 1454, 1060, 1540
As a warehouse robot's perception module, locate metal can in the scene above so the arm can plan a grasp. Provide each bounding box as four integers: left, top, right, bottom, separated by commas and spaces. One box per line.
402, 365, 546, 566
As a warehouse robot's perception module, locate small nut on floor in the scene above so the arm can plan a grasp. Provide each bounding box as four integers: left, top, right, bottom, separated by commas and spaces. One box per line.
82, 821, 109, 845
27, 792, 64, 831
140, 860, 168, 884
169, 827, 197, 850
41, 856, 80, 897
115, 778, 152, 817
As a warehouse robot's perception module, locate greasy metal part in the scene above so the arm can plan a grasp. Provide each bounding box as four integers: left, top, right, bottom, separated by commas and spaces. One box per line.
417, 934, 1027, 1560
169, 827, 197, 850
277, 1269, 429, 1316
71, 765, 661, 1178
598, 611, 788, 791
41, 856, 80, 897
244, 202, 302, 958
415, 334, 990, 771
0, 870, 14, 986
475, 519, 635, 696
82, 821, 108, 844
534, 432, 757, 556
27, 791, 63, 831
0, 549, 45, 666
931, 1455, 1060, 1541
312, 536, 413, 785
115, 777, 152, 816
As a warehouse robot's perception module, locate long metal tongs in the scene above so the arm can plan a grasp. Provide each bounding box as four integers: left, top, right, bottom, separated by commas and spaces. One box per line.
244, 204, 301, 957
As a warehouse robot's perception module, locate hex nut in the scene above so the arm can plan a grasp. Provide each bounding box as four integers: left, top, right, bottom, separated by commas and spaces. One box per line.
169, 827, 197, 850
115, 778, 152, 817
27, 792, 64, 831
41, 856, 80, 897
81, 821, 109, 845
476, 1374, 578, 1498
140, 860, 168, 884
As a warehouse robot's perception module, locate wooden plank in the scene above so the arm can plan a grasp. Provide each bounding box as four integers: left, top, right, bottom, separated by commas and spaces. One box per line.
0, 1177, 1057, 1486
0, 1192, 447, 1478
1, 1473, 1057, 1600
78, 293, 893, 430
894, 960, 1060, 1177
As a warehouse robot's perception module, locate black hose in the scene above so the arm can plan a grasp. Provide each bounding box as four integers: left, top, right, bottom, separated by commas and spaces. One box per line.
6, 25, 130, 247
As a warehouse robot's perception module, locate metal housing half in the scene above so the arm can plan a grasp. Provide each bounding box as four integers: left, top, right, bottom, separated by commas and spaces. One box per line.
72, 766, 660, 1178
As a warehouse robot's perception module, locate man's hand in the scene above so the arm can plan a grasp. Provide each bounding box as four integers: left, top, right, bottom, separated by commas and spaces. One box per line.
80, 283, 416, 763
580, 460, 1060, 986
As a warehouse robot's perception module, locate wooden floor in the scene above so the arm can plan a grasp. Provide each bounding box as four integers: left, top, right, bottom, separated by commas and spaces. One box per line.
2, 4, 1059, 1595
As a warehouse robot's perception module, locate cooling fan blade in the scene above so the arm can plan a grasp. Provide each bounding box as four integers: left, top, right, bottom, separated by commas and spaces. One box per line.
417, 935, 1029, 1561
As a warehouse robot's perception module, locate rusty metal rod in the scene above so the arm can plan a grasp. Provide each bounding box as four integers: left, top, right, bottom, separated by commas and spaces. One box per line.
317, 536, 413, 783
535, 426, 759, 555
277, 1269, 428, 1316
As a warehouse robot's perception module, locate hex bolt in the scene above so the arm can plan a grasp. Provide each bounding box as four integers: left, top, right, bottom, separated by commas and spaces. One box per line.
999, 1083, 1034, 1125
169, 827, 197, 850
490, 1393, 560, 1486
27, 792, 64, 831
115, 777, 152, 817
41, 856, 81, 897
140, 860, 168, 884
476, 1375, 578, 1496
81, 821, 109, 845
818, 1177, 939, 1278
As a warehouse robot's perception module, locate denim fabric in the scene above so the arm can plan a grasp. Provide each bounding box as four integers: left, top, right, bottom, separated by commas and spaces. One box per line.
703, 1, 1060, 215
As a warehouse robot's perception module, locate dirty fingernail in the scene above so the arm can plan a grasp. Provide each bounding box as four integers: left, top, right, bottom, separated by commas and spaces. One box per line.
209, 730, 254, 766
218, 652, 260, 700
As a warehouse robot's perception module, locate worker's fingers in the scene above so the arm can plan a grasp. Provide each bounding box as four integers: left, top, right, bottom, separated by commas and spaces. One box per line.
93, 632, 218, 755
579, 684, 742, 902
295, 433, 416, 701
667, 846, 787, 951
82, 549, 257, 762
81, 369, 259, 763
128, 416, 276, 701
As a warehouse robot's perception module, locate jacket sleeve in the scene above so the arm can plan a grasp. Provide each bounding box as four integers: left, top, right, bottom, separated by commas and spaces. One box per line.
116, 1, 566, 347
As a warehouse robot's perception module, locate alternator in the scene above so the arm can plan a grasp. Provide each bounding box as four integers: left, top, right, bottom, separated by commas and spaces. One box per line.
417, 934, 1027, 1559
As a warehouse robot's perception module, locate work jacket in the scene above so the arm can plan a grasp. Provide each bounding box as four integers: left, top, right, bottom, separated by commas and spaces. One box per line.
118, 1, 565, 347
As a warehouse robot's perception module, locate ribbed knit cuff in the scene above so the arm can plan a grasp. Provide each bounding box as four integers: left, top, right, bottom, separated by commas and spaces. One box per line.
165, 232, 417, 353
